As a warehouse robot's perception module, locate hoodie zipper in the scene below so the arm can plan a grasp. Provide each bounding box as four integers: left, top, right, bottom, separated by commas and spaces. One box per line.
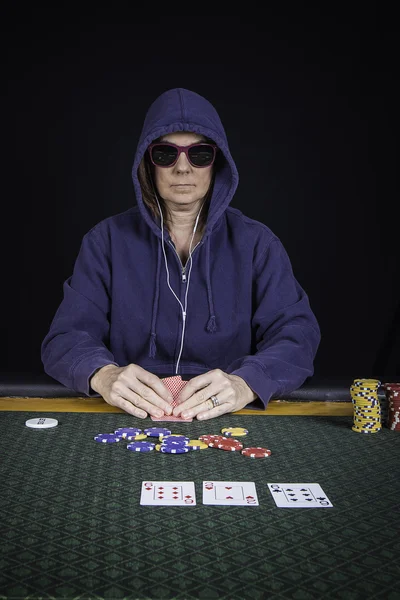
168, 240, 202, 283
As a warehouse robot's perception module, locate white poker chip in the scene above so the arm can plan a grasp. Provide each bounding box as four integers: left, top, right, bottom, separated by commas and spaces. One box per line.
25, 417, 58, 429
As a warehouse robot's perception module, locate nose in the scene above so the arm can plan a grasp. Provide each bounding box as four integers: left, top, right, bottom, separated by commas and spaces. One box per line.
174, 150, 191, 172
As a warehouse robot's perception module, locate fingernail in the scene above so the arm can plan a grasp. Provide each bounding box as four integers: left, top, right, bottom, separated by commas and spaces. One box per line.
182, 412, 191, 419
155, 410, 163, 417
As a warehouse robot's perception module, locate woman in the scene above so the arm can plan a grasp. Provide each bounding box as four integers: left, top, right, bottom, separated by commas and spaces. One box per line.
41, 88, 321, 420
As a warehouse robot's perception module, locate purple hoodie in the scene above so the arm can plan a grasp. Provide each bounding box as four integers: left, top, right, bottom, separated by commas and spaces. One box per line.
41, 88, 321, 407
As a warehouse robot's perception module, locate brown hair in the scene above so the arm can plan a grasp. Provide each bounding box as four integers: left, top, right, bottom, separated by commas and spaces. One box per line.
136, 135, 220, 237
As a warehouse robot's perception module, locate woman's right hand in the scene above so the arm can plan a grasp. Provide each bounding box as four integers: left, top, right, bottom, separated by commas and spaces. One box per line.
90, 363, 174, 418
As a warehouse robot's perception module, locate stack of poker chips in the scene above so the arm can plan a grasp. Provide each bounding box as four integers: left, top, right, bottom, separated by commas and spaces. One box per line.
382, 383, 400, 431
350, 378, 381, 434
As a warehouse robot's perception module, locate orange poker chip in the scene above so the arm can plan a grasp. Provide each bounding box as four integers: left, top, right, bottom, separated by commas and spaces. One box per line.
241, 447, 272, 458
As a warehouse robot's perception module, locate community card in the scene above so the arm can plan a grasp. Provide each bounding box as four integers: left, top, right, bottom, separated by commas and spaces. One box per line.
202, 481, 259, 506
151, 376, 193, 422
140, 481, 196, 506
267, 483, 333, 508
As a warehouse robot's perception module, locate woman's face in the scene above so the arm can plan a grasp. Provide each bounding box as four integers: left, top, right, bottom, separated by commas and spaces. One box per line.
152, 132, 213, 210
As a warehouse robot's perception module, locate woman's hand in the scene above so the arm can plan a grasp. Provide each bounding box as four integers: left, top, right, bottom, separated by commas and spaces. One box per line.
172, 369, 257, 420
90, 364, 174, 418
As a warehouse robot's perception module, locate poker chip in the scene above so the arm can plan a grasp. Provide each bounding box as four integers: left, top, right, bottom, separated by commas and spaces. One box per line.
350, 378, 382, 434
144, 427, 172, 437
114, 427, 142, 439
161, 439, 189, 447
94, 433, 122, 444
187, 440, 208, 450
208, 436, 242, 448
128, 433, 148, 441
126, 441, 155, 452
241, 447, 271, 458
215, 438, 244, 451
159, 445, 190, 454
25, 417, 58, 429
353, 379, 381, 386
161, 435, 190, 443
221, 427, 249, 437
351, 426, 380, 434
217, 443, 243, 451
198, 434, 223, 444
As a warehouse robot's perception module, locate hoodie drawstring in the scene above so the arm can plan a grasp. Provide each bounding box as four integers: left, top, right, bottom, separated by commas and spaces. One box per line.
148, 241, 162, 359
205, 236, 217, 333
148, 235, 217, 359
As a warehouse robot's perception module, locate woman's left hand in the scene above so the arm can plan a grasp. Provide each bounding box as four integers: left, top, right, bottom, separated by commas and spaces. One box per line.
172, 369, 257, 420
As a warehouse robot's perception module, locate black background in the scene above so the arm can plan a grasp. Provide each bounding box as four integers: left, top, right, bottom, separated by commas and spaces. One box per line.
1, 8, 398, 379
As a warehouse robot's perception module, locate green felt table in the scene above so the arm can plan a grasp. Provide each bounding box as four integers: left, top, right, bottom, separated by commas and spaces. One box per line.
1, 411, 399, 600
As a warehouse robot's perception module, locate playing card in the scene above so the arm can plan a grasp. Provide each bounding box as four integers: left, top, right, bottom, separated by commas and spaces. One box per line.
267, 483, 333, 508
151, 376, 193, 422
140, 481, 196, 506
202, 481, 259, 506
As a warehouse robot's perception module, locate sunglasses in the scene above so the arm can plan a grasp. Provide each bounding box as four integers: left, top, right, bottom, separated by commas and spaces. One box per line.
148, 142, 217, 168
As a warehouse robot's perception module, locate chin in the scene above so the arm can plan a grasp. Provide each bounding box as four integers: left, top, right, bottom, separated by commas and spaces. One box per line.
170, 192, 199, 202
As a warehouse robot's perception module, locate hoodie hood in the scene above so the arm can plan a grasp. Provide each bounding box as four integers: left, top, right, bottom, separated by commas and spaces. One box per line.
131, 88, 239, 240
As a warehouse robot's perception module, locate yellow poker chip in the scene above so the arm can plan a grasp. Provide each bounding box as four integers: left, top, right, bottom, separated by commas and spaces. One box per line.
187, 440, 208, 450
132, 433, 148, 441
155, 444, 162, 451
221, 427, 249, 437
352, 427, 380, 434
353, 379, 381, 385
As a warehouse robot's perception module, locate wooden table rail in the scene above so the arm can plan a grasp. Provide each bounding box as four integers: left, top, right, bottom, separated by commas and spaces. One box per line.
0, 397, 353, 416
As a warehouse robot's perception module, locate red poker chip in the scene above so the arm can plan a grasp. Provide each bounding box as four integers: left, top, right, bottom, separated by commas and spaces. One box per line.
241, 447, 272, 458
216, 442, 244, 451
208, 436, 241, 448
199, 435, 224, 443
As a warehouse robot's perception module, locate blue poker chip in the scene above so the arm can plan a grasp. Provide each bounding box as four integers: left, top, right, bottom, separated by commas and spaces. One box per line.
94, 433, 122, 444
159, 445, 190, 454
161, 439, 189, 447
114, 427, 142, 438
162, 435, 190, 443
143, 427, 172, 437
126, 441, 155, 452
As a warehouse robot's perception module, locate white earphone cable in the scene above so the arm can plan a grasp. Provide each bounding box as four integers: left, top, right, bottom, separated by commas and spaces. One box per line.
155, 192, 204, 374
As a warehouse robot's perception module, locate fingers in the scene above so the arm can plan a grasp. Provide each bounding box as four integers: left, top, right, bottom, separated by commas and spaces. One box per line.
116, 397, 148, 419
176, 391, 229, 420
174, 373, 213, 407
105, 395, 148, 419
134, 370, 174, 415
124, 388, 171, 418
109, 384, 170, 418
118, 368, 173, 416
196, 401, 231, 421
173, 384, 219, 417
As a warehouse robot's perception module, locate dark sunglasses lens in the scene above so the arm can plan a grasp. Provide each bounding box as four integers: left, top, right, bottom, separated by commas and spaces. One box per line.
188, 144, 215, 166
151, 144, 178, 166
